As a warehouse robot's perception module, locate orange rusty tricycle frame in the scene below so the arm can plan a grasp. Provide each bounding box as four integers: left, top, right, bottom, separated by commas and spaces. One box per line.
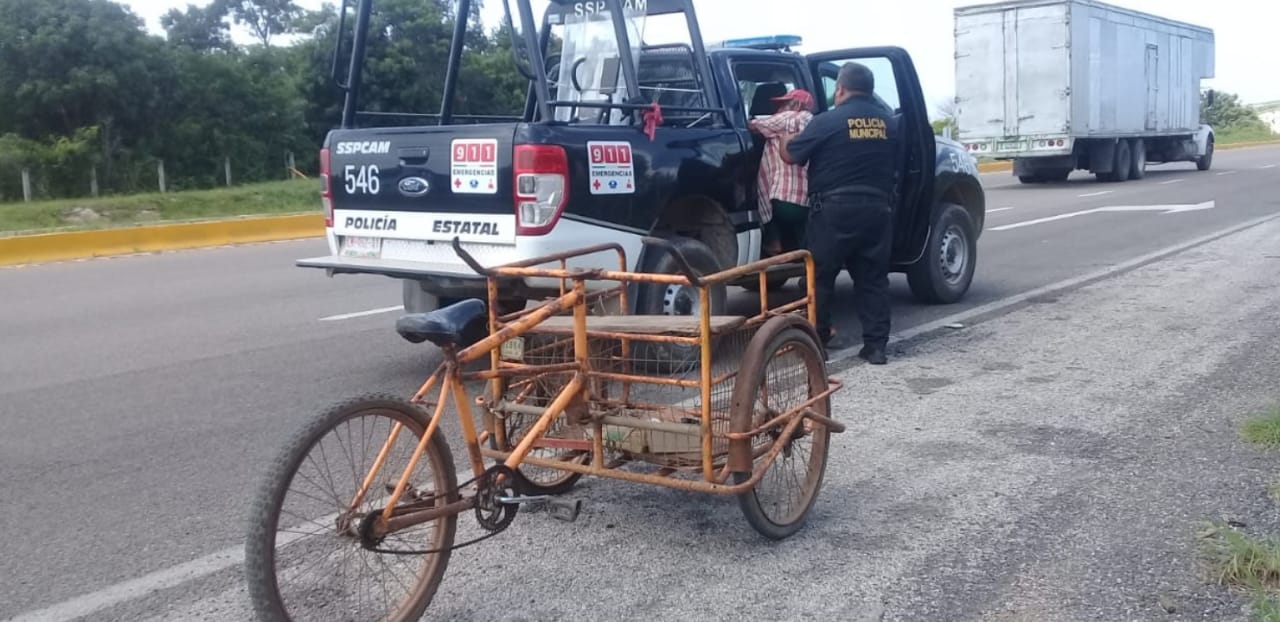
349, 237, 845, 537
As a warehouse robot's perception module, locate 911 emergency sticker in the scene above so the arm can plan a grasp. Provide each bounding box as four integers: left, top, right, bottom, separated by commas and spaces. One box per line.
450, 138, 498, 194
586, 141, 635, 195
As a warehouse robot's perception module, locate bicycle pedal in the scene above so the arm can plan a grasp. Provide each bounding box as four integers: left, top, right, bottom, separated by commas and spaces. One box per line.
549, 499, 582, 523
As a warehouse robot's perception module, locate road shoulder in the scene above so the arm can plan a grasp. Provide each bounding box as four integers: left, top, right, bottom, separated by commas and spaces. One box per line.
840, 218, 1280, 620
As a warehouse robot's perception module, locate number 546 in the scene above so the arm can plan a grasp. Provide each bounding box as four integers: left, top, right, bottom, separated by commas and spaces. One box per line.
343, 164, 380, 195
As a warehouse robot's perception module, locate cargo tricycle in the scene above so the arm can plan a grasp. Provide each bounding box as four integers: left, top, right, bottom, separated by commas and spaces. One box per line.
245, 237, 844, 620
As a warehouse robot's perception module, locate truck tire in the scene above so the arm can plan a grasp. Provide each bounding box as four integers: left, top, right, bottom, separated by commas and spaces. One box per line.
907, 202, 977, 305
1129, 138, 1147, 180
634, 235, 727, 373
1196, 136, 1214, 171
1018, 174, 1042, 184
1097, 140, 1132, 183
402, 279, 440, 315
401, 280, 525, 318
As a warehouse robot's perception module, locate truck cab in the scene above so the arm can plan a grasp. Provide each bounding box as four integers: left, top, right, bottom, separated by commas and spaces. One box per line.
298, 0, 987, 329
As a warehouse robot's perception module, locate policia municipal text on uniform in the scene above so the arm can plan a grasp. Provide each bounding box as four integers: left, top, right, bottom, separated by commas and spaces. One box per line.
780, 62, 899, 365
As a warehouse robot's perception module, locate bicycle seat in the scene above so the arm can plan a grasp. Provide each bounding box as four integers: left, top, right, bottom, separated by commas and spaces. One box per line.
395, 298, 488, 349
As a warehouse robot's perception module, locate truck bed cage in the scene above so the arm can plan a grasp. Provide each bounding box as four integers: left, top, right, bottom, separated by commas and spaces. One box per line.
332, 0, 734, 130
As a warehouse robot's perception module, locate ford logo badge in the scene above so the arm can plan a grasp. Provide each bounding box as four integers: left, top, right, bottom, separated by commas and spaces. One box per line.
398, 176, 430, 197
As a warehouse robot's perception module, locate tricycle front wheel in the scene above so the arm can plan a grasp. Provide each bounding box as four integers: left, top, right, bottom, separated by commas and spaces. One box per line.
245, 394, 458, 621
730, 315, 832, 540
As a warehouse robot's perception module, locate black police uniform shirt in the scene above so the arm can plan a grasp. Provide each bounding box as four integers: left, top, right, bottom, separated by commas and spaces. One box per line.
785, 94, 898, 197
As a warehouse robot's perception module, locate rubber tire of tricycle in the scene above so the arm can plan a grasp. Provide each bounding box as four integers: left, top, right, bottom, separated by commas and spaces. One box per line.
633, 235, 727, 374
485, 373, 585, 497
245, 393, 459, 622
730, 314, 831, 541
906, 202, 977, 305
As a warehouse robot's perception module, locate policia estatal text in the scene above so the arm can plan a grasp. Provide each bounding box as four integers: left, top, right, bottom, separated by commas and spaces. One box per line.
782, 62, 899, 365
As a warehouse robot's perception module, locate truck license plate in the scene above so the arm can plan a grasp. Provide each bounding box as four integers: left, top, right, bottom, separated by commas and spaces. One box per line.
340, 236, 382, 258
998, 141, 1022, 151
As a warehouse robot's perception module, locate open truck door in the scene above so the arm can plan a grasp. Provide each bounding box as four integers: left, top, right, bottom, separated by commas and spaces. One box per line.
804, 47, 937, 262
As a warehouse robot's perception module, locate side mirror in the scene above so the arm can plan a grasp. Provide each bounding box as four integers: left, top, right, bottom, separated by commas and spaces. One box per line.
1205, 89, 1216, 107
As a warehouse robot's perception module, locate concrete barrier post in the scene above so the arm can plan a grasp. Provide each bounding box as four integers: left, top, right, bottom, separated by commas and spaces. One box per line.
225, 156, 232, 187
21, 168, 32, 202
158, 160, 166, 193
90, 166, 99, 198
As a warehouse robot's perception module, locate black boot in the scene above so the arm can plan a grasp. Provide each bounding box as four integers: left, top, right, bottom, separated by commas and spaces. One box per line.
858, 343, 887, 365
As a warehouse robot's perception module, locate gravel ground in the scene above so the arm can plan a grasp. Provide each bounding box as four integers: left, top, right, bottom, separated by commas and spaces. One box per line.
90, 218, 1280, 621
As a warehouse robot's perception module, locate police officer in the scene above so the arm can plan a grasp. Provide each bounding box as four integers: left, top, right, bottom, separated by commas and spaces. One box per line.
780, 62, 899, 365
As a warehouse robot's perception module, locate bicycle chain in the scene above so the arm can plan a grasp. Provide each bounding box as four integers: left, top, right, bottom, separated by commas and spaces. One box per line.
363, 464, 522, 556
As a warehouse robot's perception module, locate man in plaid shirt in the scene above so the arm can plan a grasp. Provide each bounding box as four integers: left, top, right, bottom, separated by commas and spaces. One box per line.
748, 88, 815, 256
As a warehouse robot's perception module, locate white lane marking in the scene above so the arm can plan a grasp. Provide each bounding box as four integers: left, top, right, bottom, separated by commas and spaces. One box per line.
1160, 178, 1186, 185
15, 212, 1280, 622
1216, 171, 1238, 176
1078, 190, 1114, 197
991, 201, 1215, 232
987, 207, 1015, 214
826, 210, 1280, 364
320, 305, 404, 321
4, 508, 343, 622
1263, 164, 1277, 169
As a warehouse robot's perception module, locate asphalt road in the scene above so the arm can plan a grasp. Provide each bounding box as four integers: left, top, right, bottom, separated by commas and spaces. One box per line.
2, 144, 1278, 621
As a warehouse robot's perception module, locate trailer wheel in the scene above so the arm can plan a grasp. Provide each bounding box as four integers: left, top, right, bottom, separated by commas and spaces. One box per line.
1129, 139, 1147, 180
1098, 140, 1132, 183
1196, 136, 1214, 171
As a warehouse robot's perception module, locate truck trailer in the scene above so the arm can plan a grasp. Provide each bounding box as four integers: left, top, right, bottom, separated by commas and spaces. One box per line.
953, 0, 1216, 183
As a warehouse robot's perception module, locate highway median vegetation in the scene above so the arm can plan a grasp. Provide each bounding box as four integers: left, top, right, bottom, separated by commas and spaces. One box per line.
0, 179, 317, 236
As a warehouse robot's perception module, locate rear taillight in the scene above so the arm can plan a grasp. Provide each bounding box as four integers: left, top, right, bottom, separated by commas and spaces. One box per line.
319, 148, 334, 228
513, 144, 568, 236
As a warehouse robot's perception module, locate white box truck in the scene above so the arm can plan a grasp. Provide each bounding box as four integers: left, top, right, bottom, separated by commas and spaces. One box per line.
953, 0, 1217, 183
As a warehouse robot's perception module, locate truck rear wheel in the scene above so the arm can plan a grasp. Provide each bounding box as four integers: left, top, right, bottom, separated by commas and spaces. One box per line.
1097, 140, 1132, 183
634, 235, 727, 373
907, 202, 976, 305
1129, 138, 1147, 179
401, 280, 525, 318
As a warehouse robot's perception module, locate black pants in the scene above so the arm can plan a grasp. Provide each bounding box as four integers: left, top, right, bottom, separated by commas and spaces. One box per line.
806, 193, 892, 347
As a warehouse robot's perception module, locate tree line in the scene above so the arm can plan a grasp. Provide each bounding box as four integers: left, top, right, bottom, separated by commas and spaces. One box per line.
0, 0, 527, 201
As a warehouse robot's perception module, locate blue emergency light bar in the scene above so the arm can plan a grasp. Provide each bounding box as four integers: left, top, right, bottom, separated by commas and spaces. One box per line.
713, 35, 803, 51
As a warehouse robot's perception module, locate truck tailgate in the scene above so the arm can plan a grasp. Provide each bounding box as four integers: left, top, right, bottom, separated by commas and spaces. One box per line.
325, 124, 519, 251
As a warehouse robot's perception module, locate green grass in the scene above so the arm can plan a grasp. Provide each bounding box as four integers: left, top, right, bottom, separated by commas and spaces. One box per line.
0, 179, 319, 236
1200, 522, 1280, 589
1254, 594, 1280, 622
1242, 407, 1280, 449
1218, 126, 1280, 146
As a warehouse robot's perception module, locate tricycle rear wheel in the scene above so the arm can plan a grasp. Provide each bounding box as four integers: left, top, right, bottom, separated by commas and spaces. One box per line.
730, 315, 832, 540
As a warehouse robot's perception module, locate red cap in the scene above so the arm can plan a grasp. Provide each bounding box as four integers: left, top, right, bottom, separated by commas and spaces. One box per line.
771, 89, 815, 110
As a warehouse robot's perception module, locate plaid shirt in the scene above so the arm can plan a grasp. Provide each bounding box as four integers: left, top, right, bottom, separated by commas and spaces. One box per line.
750, 109, 813, 222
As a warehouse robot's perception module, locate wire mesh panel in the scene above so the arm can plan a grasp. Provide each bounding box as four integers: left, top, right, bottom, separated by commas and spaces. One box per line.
484, 284, 770, 479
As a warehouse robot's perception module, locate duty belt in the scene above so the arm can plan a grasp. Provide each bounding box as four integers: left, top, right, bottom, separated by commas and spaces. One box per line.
809, 184, 890, 211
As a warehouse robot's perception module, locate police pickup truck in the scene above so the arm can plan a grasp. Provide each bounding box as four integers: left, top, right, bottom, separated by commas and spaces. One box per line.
298, 0, 987, 335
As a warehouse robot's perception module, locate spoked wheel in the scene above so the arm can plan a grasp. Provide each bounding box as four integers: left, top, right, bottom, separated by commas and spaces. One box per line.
245, 394, 458, 622
730, 315, 832, 540
489, 335, 589, 495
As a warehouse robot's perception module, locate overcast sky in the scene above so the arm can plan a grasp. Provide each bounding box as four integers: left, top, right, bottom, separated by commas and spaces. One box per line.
121, 0, 1277, 109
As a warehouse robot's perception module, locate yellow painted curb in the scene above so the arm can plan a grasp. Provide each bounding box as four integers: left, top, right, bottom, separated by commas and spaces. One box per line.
0, 213, 324, 267
977, 161, 1012, 173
